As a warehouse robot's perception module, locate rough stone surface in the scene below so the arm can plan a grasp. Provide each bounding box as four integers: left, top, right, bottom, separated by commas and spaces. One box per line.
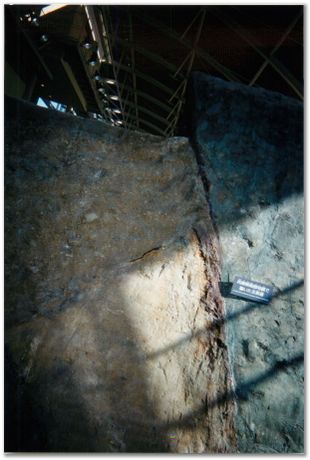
191, 73, 304, 453
5, 98, 236, 453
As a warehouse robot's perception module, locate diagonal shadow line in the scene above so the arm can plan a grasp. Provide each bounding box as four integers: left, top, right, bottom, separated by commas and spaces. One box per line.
160, 353, 304, 430
146, 279, 304, 360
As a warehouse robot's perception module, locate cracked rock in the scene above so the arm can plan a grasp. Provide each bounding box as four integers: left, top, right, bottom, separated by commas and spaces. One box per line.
5, 97, 235, 453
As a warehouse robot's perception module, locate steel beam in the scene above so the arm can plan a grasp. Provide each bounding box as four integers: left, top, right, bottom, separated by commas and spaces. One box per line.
180, 7, 204, 40
121, 112, 166, 136
117, 83, 172, 113
114, 36, 185, 78
249, 9, 303, 86
12, 9, 53, 81
77, 46, 104, 115
212, 7, 303, 100
129, 13, 139, 128
101, 7, 128, 128
166, 8, 206, 135
108, 59, 175, 96
128, 8, 241, 83
61, 58, 88, 112
122, 99, 170, 127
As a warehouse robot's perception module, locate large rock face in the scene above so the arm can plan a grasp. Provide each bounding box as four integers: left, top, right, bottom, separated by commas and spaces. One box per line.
5, 99, 236, 453
191, 73, 304, 453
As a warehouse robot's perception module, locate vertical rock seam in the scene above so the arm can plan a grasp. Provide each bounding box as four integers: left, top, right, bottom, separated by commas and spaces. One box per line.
191, 225, 237, 453
187, 79, 237, 452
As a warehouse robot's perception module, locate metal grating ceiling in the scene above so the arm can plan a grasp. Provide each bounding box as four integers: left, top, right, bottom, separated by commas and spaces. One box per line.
5, 5, 303, 137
